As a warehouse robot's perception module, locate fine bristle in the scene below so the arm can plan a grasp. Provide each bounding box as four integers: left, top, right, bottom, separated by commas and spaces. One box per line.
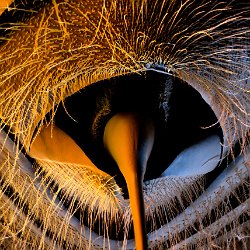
0, 1, 249, 249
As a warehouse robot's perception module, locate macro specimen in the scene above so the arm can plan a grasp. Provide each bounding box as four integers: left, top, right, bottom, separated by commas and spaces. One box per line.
0, 0, 249, 249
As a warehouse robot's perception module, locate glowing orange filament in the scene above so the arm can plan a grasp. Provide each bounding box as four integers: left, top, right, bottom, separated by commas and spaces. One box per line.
104, 113, 150, 250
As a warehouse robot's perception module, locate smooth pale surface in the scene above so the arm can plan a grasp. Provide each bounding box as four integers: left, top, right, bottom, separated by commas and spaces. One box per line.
161, 135, 221, 177
0, 0, 14, 15
104, 113, 148, 250
138, 119, 155, 175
